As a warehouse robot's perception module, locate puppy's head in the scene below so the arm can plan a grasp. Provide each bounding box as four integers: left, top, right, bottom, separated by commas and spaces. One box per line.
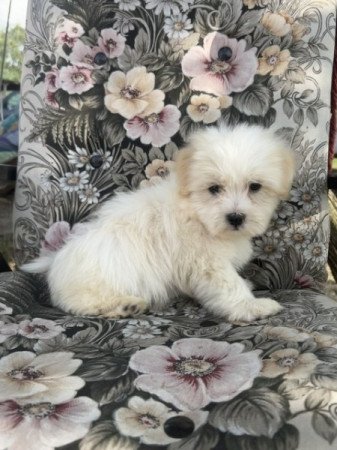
175, 124, 295, 239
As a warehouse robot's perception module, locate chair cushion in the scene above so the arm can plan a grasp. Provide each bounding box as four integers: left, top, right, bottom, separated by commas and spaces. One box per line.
1, 271, 337, 449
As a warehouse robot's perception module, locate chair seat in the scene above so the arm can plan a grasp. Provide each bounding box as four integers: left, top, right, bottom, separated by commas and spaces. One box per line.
1, 271, 337, 449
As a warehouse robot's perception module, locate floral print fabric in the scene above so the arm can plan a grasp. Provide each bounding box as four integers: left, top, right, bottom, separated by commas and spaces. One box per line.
1, 272, 337, 449
2, 0, 337, 448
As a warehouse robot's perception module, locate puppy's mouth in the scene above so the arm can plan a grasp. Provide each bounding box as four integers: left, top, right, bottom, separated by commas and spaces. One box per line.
229, 225, 244, 231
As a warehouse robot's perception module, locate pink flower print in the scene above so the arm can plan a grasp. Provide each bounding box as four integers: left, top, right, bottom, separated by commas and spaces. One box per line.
45, 91, 59, 108
45, 70, 60, 93
129, 338, 262, 411
294, 272, 314, 289
98, 28, 126, 59
62, 19, 84, 38
41, 221, 88, 256
69, 40, 101, 68
56, 31, 78, 48
55, 19, 84, 48
0, 397, 100, 450
45, 70, 61, 107
41, 221, 71, 253
59, 66, 94, 95
182, 32, 258, 96
124, 105, 181, 147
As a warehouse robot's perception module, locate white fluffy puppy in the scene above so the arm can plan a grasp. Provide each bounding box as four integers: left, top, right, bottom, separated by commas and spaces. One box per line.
22, 124, 295, 322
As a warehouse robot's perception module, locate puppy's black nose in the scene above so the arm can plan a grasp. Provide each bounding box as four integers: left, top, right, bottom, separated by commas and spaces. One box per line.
226, 213, 246, 229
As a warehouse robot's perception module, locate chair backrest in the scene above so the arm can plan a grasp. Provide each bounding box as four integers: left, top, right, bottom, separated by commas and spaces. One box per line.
14, 0, 336, 290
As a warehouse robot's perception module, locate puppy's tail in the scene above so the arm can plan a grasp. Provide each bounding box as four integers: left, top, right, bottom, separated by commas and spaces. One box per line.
21, 252, 55, 274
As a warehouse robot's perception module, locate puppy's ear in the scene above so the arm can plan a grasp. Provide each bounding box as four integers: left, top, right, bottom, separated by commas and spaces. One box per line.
174, 146, 194, 197
276, 148, 296, 200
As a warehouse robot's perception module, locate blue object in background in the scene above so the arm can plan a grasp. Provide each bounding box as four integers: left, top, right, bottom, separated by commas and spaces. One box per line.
0, 91, 20, 156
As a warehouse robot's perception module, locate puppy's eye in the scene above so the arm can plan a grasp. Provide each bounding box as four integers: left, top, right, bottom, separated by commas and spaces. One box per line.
249, 182, 262, 193
208, 185, 221, 195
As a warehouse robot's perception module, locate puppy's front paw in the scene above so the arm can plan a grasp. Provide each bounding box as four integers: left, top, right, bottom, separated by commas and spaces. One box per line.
99, 296, 150, 319
227, 297, 283, 323
251, 297, 283, 318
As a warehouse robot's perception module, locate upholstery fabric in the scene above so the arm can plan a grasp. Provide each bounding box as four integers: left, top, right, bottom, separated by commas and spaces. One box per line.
2, 272, 337, 449
0, 0, 336, 449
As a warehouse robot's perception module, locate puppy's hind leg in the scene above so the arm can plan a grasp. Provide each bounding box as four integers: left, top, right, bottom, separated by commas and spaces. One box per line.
98, 296, 150, 319
50, 282, 150, 319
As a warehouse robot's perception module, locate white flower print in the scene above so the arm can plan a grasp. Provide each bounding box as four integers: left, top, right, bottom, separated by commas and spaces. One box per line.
114, 396, 208, 445
164, 13, 193, 40
18, 318, 63, 340
0, 351, 84, 403
68, 147, 113, 171
303, 242, 327, 264
187, 94, 222, 124
59, 171, 89, 192
284, 226, 310, 251
261, 348, 320, 380
254, 231, 286, 260
0, 396, 100, 450
104, 66, 165, 119
122, 320, 162, 339
78, 184, 100, 204
68, 147, 91, 170
290, 184, 320, 211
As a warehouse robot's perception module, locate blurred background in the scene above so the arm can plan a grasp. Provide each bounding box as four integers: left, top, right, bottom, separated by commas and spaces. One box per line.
0, 0, 28, 268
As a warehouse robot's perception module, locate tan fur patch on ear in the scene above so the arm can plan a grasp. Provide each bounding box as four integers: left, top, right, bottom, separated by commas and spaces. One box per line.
278, 148, 296, 200
174, 146, 194, 197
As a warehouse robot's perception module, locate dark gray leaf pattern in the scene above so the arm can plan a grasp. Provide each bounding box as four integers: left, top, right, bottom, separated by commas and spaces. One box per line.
209, 388, 290, 438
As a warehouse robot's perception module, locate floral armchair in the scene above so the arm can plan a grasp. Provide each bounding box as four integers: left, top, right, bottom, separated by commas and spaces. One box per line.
0, 0, 337, 449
